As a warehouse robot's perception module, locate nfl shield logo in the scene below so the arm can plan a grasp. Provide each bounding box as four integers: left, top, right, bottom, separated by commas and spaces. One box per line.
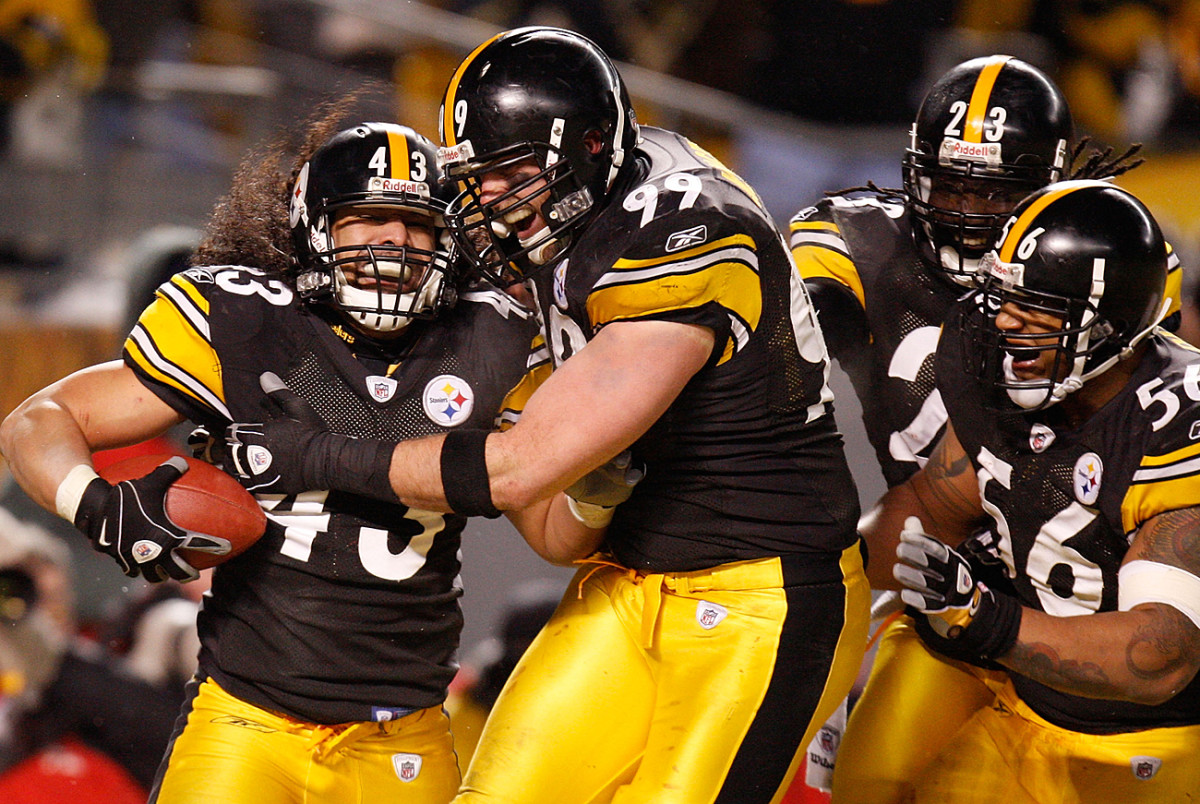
818, 725, 840, 754
367, 375, 398, 404
695, 600, 728, 630
1028, 423, 1055, 453
1130, 756, 1161, 780
392, 753, 422, 782
132, 540, 161, 562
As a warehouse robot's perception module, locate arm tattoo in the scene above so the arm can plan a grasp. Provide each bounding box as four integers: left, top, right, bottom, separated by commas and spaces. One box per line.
1007, 641, 1111, 691
1123, 507, 1200, 682
914, 438, 980, 525
1126, 607, 1198, 681
1130, 507, 1200, 568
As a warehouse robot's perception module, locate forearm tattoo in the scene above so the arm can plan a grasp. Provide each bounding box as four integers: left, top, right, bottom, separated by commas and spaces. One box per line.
1007, 507, 1200, 698
914, 437, 980, 525
1006, 641, 1111, 692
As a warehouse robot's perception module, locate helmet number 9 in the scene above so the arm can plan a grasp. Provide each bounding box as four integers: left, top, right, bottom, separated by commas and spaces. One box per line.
623, 173, 702, 229
943, 100, 1008, 142
454, 99, 468, 139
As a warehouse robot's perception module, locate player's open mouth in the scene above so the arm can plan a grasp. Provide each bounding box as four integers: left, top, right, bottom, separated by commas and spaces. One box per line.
350, 260, 422, 293
1003, 348, 1045, 380
490, 205, 542, 241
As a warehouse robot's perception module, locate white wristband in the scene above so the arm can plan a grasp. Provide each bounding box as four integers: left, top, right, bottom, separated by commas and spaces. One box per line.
55, 464, 101, 523
566, 495, 615, 529
1118, 560, 1200, 631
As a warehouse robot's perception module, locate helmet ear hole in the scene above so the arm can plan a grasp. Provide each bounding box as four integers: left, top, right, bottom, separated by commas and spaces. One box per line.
583, 130, 605, 155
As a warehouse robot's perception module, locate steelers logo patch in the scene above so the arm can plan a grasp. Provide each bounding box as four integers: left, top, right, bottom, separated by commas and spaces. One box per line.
422, 374, 475, 427
1073, 452, 1103, 506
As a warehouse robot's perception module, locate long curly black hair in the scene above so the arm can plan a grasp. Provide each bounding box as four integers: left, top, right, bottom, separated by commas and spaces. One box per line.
192, 87, 389, 275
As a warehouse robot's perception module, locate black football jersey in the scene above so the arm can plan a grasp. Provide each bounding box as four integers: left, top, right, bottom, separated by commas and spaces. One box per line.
790, 194, 1184, 489
938, 314, 1200, 733
124, 266, 538, 723
526, 127, 860, 572
790, 195, 965, 488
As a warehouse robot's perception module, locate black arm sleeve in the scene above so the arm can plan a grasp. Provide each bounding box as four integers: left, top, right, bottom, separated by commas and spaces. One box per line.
806, 277, 870, 367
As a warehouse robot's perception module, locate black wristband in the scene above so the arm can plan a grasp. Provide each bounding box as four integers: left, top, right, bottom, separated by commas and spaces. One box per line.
73, 477, 112, 540
966, 587, 1023, 661
440, 429, 501, 518
310, 432, 399, 503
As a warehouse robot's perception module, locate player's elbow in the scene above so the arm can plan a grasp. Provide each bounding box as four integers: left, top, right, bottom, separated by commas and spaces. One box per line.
1124, 666, 1199, 707
490, 476, 549, 512
0, 401, 33, 462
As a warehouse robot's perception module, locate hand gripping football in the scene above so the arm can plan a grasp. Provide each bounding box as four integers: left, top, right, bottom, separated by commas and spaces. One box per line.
99, 453, 267, 569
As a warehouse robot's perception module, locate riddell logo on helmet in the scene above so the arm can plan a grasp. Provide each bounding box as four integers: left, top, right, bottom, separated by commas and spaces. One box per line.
436, 140, 475, 168
939, 138, 1002, 167
369, 177, 428, 198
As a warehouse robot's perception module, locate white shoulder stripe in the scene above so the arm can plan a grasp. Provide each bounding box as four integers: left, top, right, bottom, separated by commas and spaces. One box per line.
789, 230, 848, 252
1132, 455, 1200, 484
594, 244, 758, 291
128, 325, 231, 420
459, 287, 533, 320
160, 281, 211, 341
728, 314, 750, 353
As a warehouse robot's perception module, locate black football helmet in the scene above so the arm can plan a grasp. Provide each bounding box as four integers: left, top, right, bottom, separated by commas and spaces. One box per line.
290, 123, 456, 334
437, 26, 639, 285
904, 55, 1073, 284
962, 180, 1168, 411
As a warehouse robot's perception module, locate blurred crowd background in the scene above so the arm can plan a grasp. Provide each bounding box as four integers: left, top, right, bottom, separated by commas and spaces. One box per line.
0, 0, 1197, 795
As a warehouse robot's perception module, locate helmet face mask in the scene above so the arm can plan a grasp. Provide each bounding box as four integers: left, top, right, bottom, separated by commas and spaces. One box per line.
960, 181, 1168, 412
438, 27, 639, 285
904, 55, 1072, 286
966, 264, 1103, 411
439, 140, 594, 286
290, 123, 457, 336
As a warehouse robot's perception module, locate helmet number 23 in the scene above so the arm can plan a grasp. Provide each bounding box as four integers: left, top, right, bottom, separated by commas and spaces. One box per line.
944, 101, 1008, 142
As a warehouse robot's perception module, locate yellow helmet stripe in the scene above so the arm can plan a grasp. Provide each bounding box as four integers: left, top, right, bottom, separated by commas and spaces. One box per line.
386, 128, 408, 179
998, 182, 1087, 262
442, 33, 505, 147
964, 56, 1010, 143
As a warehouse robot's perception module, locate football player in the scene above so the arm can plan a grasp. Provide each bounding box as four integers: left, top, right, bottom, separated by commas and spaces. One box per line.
0, 115, 539, 803
216, 27, 871, 804
862, 179, 1200, 802
787, 55, 1183, 802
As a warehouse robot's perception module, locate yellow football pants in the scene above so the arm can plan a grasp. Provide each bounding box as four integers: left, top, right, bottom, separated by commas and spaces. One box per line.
914, 675, 1200, 803
832, 615, 1003, 803
456, 545, 870, 804
150, 677, 460, 803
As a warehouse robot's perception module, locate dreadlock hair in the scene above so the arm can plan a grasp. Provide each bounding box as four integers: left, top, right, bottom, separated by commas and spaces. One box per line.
825, 180, 905, 199
192, 86, 386, 275
1066, 136, 1145, 181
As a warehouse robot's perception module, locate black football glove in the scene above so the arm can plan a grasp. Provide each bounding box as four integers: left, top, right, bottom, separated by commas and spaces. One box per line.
73, 456, 231, 583
223, 372, 397, 501
893, 517, 1022, 663
187, 424, 228, 469
564, 451, 645, 528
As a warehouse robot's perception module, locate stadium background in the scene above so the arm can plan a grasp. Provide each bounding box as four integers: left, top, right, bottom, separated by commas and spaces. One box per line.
0, 0, 1197, 656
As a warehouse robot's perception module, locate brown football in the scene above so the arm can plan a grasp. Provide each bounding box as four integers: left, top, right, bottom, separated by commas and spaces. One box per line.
98, 453, 267, 569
